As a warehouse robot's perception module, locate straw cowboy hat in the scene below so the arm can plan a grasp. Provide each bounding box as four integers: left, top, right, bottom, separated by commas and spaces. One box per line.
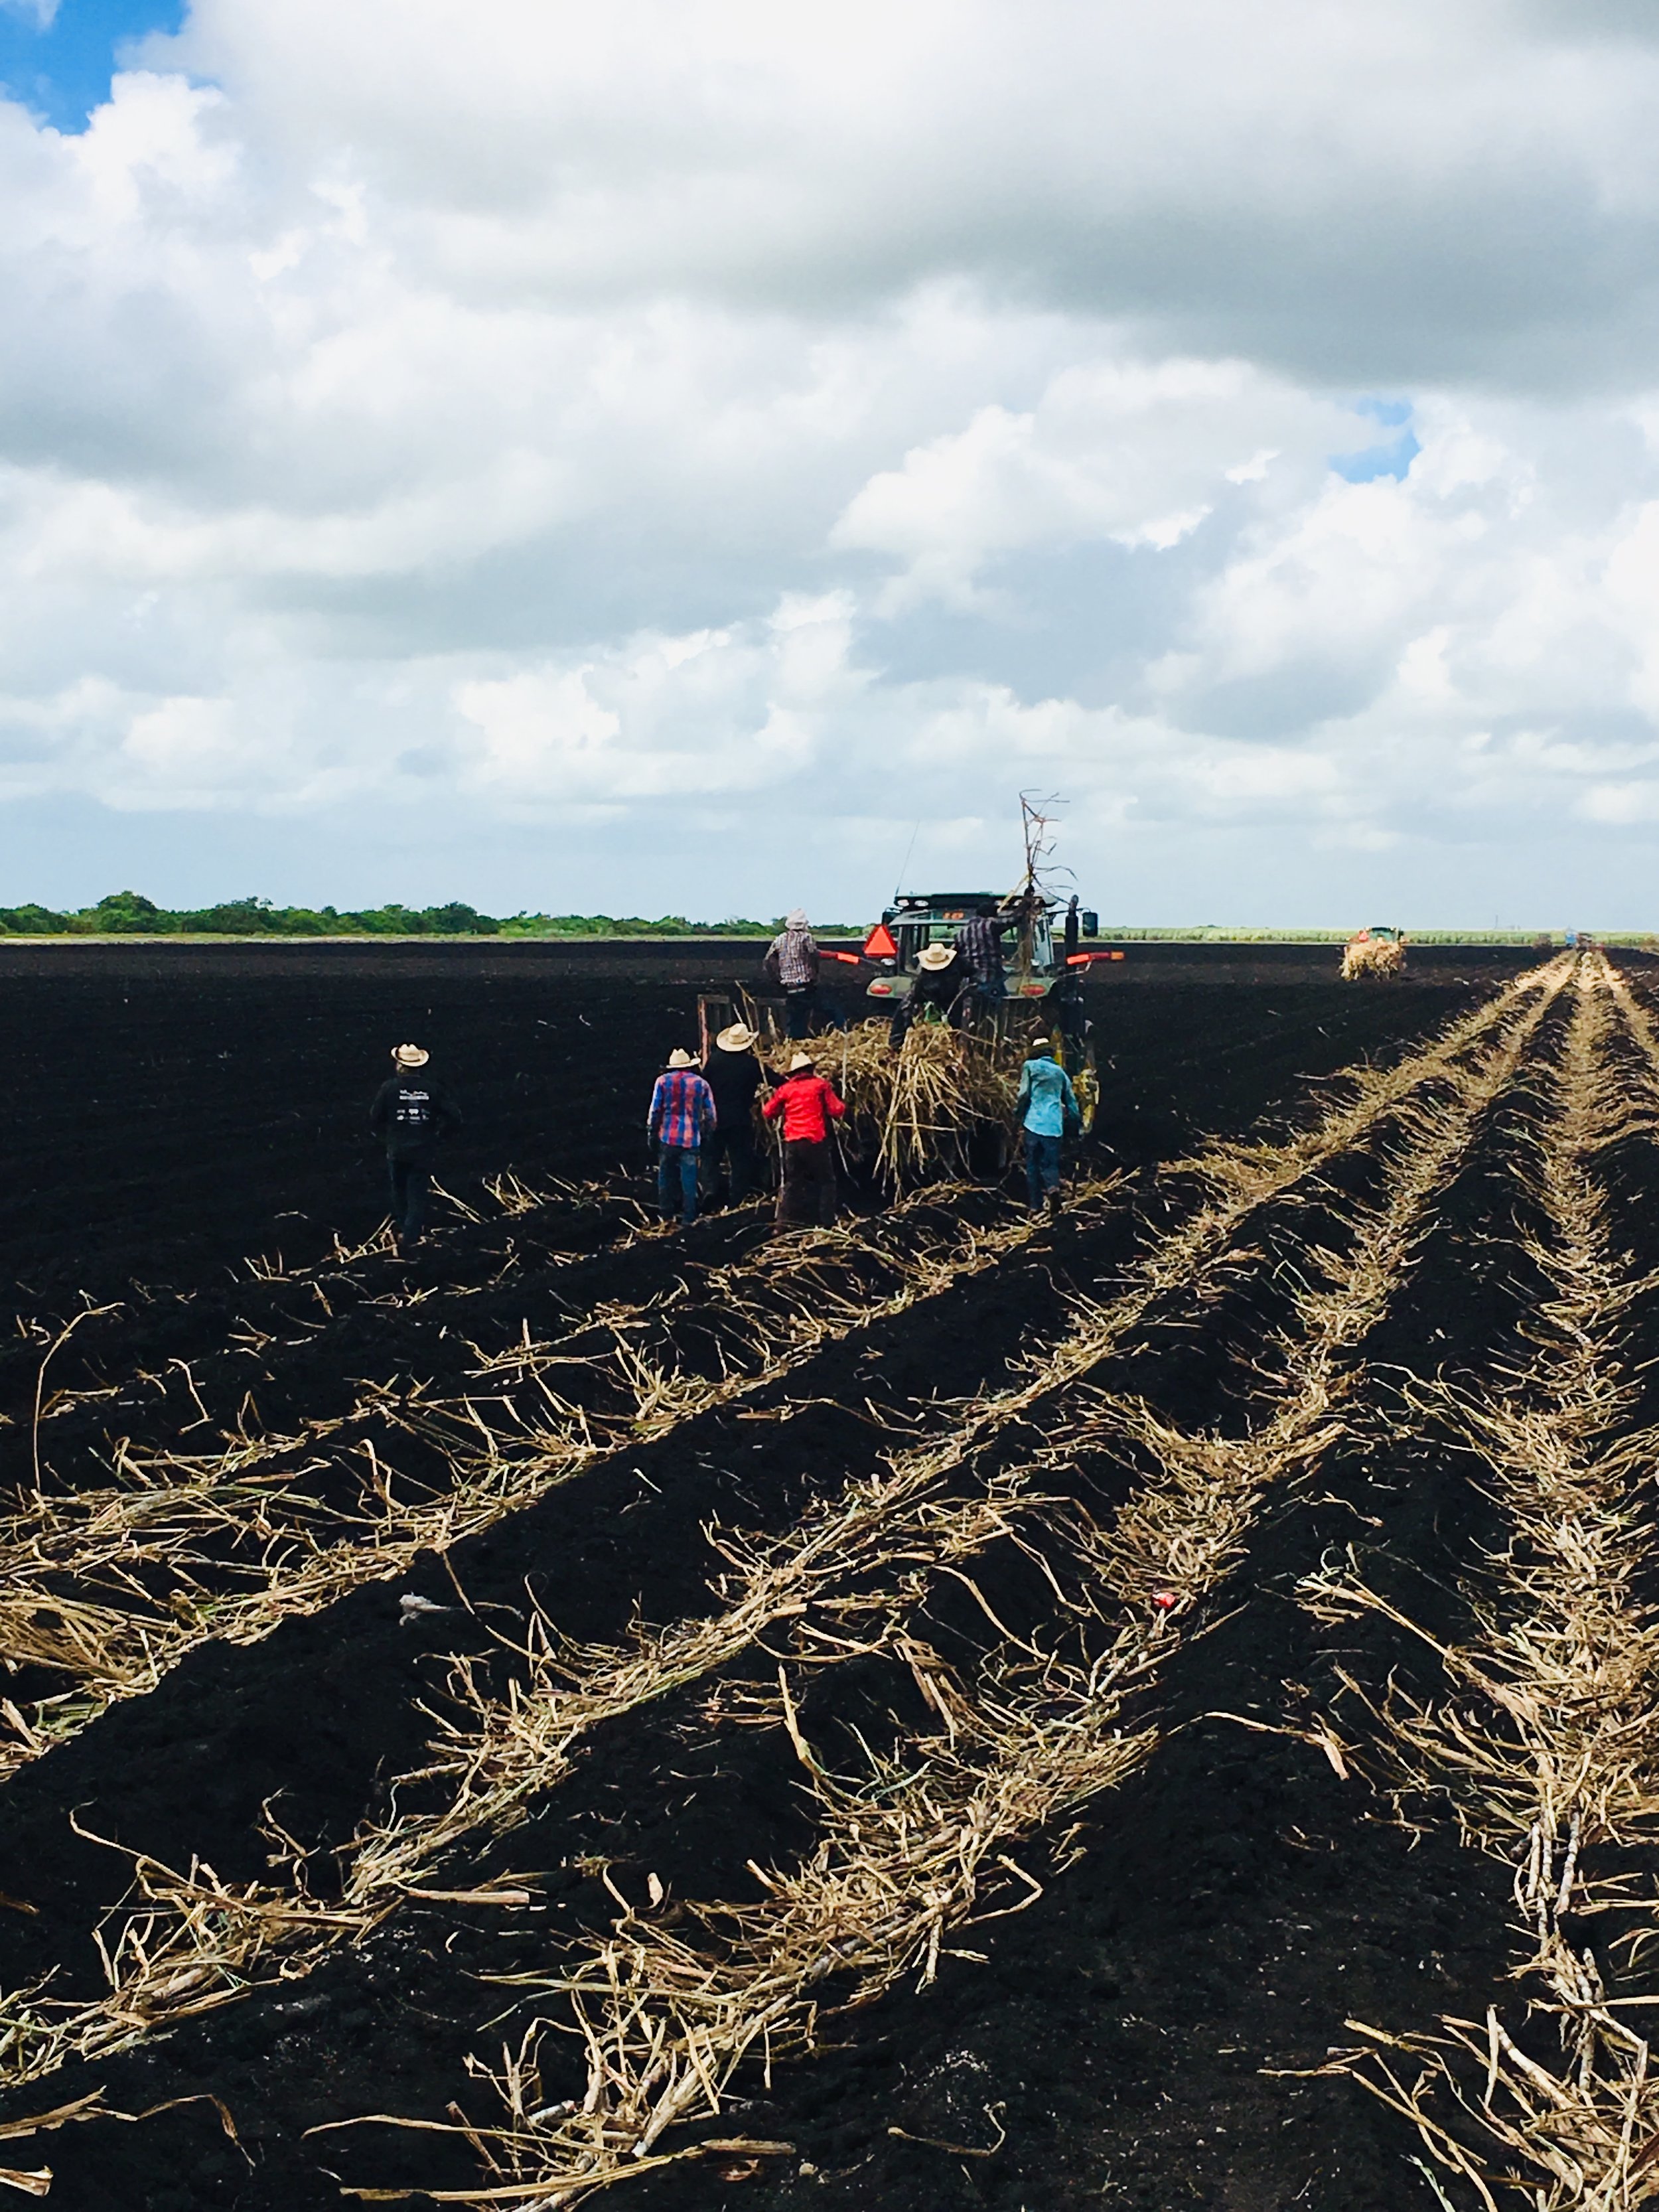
916, 943, 958, 972
392, 1043, 429, 1068
716, 1022, 758, 1052
667, 1048, 697, 1069
787, 1053, 815, 1073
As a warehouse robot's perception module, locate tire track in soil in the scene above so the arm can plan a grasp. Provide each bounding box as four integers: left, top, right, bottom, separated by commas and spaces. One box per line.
0, 960, 1566, 2203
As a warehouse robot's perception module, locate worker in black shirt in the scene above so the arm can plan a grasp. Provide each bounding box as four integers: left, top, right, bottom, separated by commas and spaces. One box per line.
370, 1043, 463, 1255
889, 941, 962, 1047
701, 1021, 765, 1204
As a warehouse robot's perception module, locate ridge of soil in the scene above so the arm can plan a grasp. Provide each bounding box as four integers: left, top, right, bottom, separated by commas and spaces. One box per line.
0, 952, 1574, 2211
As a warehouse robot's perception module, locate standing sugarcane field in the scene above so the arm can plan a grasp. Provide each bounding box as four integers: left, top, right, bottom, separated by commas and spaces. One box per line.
5, 926, 1659, 2212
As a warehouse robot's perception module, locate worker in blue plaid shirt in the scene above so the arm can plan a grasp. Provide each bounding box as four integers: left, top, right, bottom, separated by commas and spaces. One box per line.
648, 1049, 717, 1228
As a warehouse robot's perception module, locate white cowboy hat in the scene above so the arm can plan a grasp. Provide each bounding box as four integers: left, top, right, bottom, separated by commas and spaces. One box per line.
916, 942, 958, 972
787, 1053, 815, 1072
716, 1022, 758, 1052
667, 1047, 697, 1069
392, 1043, 430, 1067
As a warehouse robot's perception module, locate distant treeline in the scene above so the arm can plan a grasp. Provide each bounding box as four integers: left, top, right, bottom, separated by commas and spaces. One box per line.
0, 892, 827, 938
0, 896, 1642, 944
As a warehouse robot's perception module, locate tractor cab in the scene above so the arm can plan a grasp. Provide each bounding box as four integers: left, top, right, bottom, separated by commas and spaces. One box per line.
862, 891, 1102, 1007
863, 889, 1118, 1137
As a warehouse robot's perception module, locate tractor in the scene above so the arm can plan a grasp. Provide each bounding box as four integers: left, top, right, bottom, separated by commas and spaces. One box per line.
859, 885, 1120, 1134
1341, 926, 1407, 980
699, 804, 1124, 1185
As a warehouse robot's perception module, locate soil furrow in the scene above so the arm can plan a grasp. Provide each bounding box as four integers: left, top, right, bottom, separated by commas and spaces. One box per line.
227, 965, 1569, 2203
0, 953, 1567, 2209
1284, 955, 1659, 2207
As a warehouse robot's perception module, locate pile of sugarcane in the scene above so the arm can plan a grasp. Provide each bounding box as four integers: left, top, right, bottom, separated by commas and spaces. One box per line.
763, 1019, 1021, 1186
1340, 930, 1406, 979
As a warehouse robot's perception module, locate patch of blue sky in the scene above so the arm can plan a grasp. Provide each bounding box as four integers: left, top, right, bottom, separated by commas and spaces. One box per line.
1331, 395, 1420, 482
0, 0, 184, 133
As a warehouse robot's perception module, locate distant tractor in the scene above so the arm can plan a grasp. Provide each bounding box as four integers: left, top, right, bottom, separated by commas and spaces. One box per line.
1342, 925, 1406, 980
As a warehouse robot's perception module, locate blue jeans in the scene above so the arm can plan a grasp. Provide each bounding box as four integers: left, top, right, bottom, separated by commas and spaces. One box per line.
658, 1143, 701, 1224
1024, 1130, 1062, 1207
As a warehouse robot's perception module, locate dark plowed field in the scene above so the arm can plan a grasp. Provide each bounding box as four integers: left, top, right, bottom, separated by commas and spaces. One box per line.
3, 940, 1652, 2212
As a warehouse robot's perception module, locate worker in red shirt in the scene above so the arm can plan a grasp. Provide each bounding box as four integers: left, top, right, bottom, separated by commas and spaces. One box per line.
762, 1051, 846, 1228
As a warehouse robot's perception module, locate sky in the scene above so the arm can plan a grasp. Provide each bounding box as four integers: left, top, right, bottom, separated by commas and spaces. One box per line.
4, 2, 1659, 924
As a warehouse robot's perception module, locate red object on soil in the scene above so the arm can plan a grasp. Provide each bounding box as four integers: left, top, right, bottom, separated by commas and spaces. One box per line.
1152, 1591, 1179, 1609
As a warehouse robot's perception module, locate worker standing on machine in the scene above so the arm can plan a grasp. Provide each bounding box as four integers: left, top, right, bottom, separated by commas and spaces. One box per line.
701, 1021, 764, 1206
1015, 1037, 1081, 1218
762, 1051, 845, 1227
370, 1043, 463, 1257
764, 909, 822, 1039
952, 911, 1007, 1028
648, 1048, 717, 1230
889, 941, 961, 1048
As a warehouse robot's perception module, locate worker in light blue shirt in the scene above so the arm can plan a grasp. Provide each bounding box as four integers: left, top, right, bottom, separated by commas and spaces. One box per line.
1015, 1041, 1081, 1215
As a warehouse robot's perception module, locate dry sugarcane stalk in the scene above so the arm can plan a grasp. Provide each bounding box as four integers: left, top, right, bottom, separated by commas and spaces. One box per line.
316, 1558, 1162, 2205
0, 1475, 1066, 2092
346, 1470, 1048, 1906
330, 994, 1537, 1905
0, 1819, 380, 2089
0, 1183, 1115, 1778
0, 965, 1567, 2092
317, 969, 1563, 2203
7, 954, 1557, 1710
342, 990, 1540, 1925
760, 1021, 1021, 1189
1299, 955, 1659, 2207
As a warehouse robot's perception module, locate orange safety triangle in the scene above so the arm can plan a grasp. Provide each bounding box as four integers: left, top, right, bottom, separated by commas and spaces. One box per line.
863, 921, 898, 958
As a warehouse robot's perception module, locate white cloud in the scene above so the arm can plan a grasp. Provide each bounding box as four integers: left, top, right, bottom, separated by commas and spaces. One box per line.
5, 1, 1659, 919
452, 595, 849, 806
831, 360, 1349, 611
